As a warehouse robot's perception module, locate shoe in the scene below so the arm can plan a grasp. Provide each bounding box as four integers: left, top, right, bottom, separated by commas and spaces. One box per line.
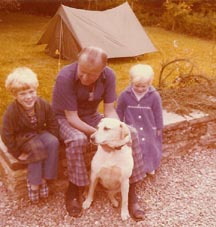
148, 170, 155, 175
40, 182, 49, 199
65, 182, 82, 217
129, 201, 145, 221
128, 183, 145, 221
65, 196, 82, 218
27, 180, 39, 204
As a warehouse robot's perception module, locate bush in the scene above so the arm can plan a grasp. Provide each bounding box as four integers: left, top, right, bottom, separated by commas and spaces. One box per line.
161, 1, 216, 40
0, 0, 20, 12
182, 14, 213, 39
16, 0, 125, 16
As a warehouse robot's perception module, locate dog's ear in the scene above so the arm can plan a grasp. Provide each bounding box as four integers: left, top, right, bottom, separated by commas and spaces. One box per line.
120, 123, 130, 140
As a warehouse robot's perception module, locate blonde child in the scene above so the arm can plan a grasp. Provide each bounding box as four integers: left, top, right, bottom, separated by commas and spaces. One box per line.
116, 64, 163, 175
1, 67, 59, 203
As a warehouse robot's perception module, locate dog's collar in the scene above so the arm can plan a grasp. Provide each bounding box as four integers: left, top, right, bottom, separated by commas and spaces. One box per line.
100, 142, 131, 153
114, 145, 124, 150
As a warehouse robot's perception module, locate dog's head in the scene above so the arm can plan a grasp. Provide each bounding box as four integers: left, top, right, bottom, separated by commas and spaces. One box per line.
91, 118, 131, 149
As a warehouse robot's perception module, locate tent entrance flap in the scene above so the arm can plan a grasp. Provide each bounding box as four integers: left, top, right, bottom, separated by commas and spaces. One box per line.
40, 16, 80, 60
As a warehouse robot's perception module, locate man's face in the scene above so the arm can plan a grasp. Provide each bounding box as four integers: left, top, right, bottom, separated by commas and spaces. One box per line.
77, 61, 104, 86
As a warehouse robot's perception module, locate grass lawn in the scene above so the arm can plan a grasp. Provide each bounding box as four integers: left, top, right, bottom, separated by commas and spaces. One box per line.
0, 12, 215, 121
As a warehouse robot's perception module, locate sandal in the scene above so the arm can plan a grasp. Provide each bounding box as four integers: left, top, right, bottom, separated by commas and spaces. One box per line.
129, 202, 145, 221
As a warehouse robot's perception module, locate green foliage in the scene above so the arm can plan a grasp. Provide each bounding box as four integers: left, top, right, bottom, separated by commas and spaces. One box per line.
15, 0, 125, 16
181, 13, 216, 39
0, 0, 20, 11
162, 1, 192, 31
160, 1, 216, 40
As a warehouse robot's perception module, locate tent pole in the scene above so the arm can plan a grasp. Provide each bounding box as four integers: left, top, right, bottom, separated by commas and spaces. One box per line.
58, 17, 63, 72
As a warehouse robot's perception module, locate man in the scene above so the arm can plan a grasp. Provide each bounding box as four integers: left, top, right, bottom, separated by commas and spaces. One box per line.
52, 46, 145, 221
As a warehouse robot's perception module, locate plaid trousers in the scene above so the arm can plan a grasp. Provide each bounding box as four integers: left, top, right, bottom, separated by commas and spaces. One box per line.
58, 118, 146, 186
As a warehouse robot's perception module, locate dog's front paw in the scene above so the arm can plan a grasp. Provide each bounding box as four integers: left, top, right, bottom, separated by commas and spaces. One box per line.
121, 210, 130, 221
82, 199, 92, 209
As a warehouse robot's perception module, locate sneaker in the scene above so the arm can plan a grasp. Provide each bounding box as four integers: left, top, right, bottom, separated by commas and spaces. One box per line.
40, 182, 49, 199
27, 180, 39, 204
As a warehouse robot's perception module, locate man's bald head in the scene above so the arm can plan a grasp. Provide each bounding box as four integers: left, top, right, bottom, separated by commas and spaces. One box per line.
77, 46, 108, 86
78, 46, 107, 69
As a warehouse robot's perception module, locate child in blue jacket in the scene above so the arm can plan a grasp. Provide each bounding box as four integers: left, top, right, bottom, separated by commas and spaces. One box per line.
117, 64, 163, 175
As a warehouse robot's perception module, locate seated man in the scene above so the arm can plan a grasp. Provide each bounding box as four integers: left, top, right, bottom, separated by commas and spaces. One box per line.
52, 46, 146, 221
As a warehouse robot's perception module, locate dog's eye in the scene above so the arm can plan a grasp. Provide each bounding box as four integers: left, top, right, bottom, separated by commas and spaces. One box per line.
103, 126, 110, 131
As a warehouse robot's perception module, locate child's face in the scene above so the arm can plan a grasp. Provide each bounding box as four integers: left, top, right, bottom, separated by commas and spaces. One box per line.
132, 81, 150, 94
15, 88, 37, 110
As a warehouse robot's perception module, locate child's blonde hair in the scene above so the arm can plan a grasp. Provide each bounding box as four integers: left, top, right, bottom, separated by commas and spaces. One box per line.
129, 64, 154, 84
5, 67, 39, 95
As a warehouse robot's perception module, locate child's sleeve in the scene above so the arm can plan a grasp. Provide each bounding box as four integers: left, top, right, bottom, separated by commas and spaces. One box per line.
152, 92, 163, 130
116, 93, 126, 121
1, 109, 20, 158
44, 101, 59, 138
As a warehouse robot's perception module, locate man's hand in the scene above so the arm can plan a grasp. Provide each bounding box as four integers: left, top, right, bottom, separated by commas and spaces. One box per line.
18, 152, 29, 161
65, 110, 97, 136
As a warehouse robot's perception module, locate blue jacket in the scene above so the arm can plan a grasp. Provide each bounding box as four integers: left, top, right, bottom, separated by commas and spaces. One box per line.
116, 85, 163, 173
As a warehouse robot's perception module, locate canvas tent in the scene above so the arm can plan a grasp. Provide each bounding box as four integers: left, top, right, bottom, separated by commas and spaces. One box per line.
38, 2, 157, 60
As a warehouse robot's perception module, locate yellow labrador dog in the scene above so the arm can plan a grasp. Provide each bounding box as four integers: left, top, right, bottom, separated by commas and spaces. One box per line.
82, 118, 134, 220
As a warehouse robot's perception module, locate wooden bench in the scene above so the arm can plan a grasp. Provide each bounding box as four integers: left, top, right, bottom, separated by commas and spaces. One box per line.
0, 137, 27, 196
